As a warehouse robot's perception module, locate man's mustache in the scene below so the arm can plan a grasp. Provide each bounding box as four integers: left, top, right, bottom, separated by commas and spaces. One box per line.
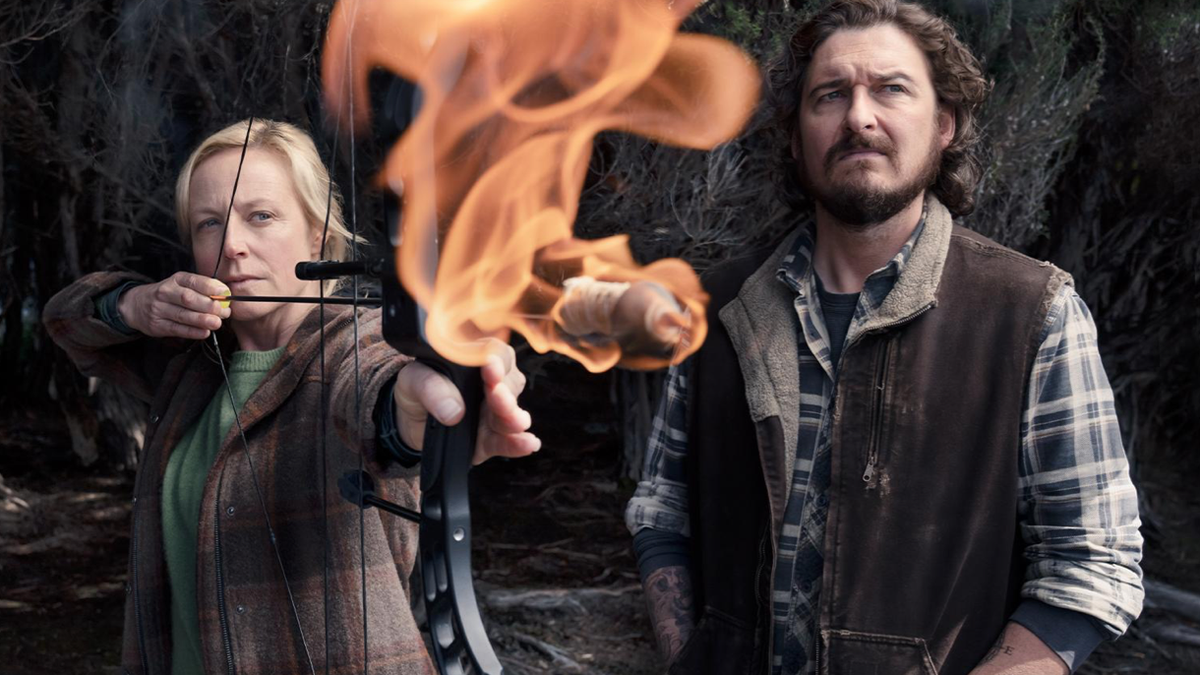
824, 133, 895, 171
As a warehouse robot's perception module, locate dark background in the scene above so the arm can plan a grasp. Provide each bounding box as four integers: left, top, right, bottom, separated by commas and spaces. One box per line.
1, 0, 1197, 673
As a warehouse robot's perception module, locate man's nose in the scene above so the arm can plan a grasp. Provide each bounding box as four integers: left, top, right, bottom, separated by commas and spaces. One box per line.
843, 86, 877, 134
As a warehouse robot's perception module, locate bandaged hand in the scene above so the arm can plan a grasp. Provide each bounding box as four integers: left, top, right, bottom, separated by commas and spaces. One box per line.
557, 277, 687, 356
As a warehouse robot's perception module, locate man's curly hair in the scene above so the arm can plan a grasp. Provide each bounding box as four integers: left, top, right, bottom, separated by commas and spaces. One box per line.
769, 0, 991, 217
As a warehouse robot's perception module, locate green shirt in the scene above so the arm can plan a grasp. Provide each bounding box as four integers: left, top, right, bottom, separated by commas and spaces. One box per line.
161, 347, 284, 675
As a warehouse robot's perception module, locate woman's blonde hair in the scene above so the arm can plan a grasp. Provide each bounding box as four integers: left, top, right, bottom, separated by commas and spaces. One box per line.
175, 119, 359, 293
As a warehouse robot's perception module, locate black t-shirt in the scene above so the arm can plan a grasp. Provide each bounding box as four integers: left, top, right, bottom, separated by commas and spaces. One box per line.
815, 273, 860, 372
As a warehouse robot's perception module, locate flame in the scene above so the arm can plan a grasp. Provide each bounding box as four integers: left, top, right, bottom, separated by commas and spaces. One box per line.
323, 0, 759, 371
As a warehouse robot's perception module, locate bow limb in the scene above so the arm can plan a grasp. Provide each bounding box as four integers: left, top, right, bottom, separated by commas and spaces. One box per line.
381, 269, 500, 674
417, 360, 498, 674
371, 72, 505, 674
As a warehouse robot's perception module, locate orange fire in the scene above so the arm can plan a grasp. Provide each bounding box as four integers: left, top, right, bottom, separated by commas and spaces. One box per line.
323, 0, 759, 371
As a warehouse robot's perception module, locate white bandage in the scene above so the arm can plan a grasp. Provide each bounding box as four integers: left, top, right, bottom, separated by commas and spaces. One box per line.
557, 276, 631, 337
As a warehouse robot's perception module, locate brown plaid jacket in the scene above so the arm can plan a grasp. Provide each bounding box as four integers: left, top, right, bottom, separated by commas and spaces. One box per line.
45, 271, 435, 675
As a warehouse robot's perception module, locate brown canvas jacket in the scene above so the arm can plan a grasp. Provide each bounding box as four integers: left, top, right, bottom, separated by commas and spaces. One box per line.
44, 271, 435, 675
675, 196, 1072, 675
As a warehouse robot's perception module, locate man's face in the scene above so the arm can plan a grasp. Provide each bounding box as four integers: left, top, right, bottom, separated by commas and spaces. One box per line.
792, 24, 954, 227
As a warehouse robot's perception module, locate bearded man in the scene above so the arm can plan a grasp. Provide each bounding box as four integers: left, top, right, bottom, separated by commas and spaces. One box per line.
624, 1, 1144, 674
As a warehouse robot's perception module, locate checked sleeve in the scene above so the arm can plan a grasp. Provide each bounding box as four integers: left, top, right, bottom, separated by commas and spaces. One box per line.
624, 361, 693, 539
1016, 285, 1145, 645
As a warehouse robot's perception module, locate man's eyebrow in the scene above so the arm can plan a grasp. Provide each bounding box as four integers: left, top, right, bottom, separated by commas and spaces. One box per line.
807, 71, 919, 98
807, 77, 848, 97
875, 71, 917, 85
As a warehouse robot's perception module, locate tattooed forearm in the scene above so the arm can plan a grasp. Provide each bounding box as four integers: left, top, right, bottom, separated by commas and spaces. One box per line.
643, 565, 696, 667
969, 623, 1069, 675
978, 632, 1013, 666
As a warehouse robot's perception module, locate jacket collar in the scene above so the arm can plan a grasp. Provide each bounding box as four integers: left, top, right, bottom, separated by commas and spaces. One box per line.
717, 228, 804, 529
860, 194, 952, 332
773, 194, 952, 328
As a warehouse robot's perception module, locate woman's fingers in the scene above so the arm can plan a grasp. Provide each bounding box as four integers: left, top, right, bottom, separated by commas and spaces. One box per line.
396, 362, 466, 424
473, 360, 539, 464
146, 292, 223, 333
147, 318, 212, 341
170, 273, 231, 316
393, 362, 467, 449
164, 306, 223, 331
174, 271, 228, 297
483, 382, 531, 434
123, 273, 231, 339
479, 339, 517, 388
393, 349, 540, 464
472, 430, 541, 466
480, 340, 528, 408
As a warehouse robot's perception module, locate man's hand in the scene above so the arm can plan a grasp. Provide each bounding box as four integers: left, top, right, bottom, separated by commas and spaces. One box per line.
118, 272, 231, 340
969, 623, 1069, 675
393, 340, 541, 465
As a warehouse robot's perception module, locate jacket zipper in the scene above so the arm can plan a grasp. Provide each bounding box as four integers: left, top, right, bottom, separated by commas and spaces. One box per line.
214, 475, 237, 675
862, 338, 893, 486
844, 304, 934, 485
814, 302, 934, 673
814, 625, 822, 675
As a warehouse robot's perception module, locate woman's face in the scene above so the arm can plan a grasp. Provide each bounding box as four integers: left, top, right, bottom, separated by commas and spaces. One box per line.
188, 147, 322, 324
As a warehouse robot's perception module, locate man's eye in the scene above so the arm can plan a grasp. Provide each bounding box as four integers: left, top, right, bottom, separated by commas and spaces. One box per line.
883, 84, 906, 94
819, 91, 843, 102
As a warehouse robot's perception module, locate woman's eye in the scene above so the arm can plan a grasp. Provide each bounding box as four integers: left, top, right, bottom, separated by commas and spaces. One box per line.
251, 212, 272, 222
196, 218, 220, 230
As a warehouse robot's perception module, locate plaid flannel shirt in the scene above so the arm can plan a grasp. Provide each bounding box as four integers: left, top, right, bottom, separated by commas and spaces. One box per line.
625, 221, 1143, 674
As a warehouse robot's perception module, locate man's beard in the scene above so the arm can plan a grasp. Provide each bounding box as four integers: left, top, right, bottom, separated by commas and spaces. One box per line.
798, 132, 941, 230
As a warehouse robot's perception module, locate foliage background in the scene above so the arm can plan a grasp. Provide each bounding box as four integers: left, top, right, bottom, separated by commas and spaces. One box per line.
0, 0, 1197, 671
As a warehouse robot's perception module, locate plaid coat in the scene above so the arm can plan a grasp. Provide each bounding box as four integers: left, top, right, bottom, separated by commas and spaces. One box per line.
44, 271, 435, 675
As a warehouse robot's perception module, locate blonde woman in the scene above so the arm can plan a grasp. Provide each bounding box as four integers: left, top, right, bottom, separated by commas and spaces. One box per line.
45, 119, 538, 675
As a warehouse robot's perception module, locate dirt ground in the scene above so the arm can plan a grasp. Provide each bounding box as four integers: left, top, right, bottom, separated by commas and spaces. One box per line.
1, 361, 1199, 674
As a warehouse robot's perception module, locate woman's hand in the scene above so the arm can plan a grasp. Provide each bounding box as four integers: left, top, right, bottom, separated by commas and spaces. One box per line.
393, 340, 541, 465
118, 272, 232, 340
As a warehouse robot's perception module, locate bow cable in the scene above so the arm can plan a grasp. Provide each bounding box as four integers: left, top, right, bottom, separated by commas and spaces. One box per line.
353, 98, 371, 675
343, 8, 370, 667
317, 111, 343, 675
316, 1, 370, 670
